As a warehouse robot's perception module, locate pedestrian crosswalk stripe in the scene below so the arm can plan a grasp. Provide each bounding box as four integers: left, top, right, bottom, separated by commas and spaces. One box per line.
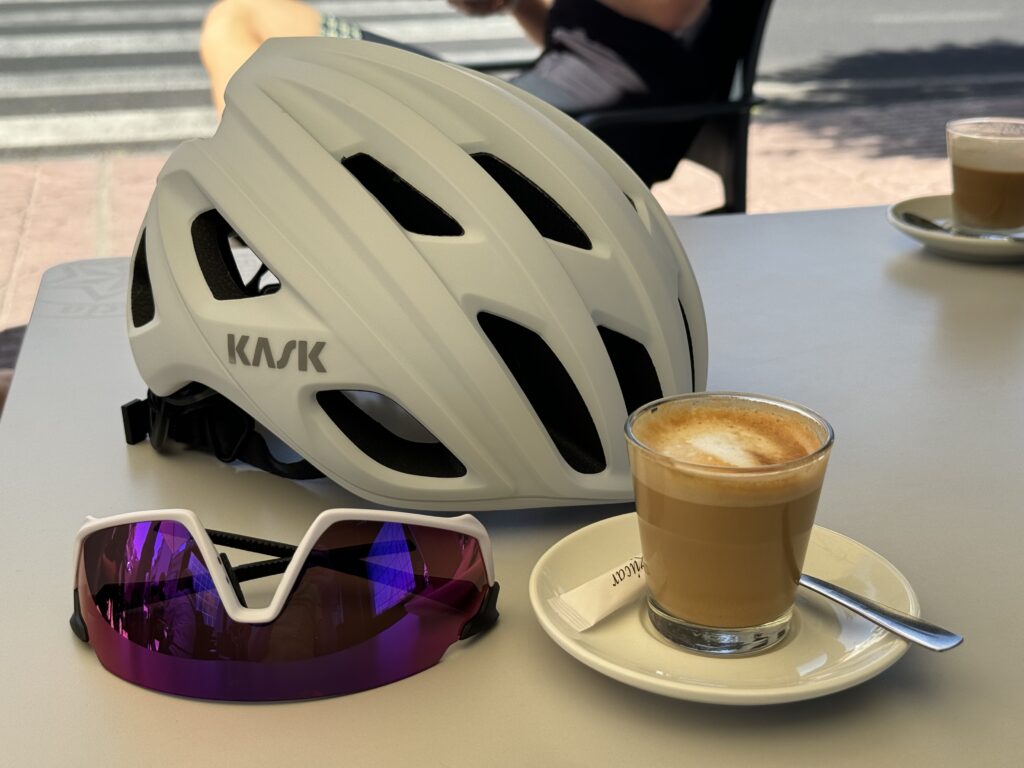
0, 108, 217, 149
0, 30, 198, 58
0, 0, 536, 154
0, 1, 475, 28
0, 19, 525, 59
0, 66, 209, 98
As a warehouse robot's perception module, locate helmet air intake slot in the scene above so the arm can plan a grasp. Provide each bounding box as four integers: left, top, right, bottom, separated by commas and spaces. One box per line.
191, 210, 280, 301
231, 237, 281, 295
471, 153, 592, 251
596, 326, 662, 416
316, 389, 467, 478
341, 153, 464, 237
477, 312, 605, 475
130, 231, 156, 327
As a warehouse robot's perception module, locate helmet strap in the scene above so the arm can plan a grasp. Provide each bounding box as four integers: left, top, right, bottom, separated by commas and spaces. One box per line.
121, 384, 324, 481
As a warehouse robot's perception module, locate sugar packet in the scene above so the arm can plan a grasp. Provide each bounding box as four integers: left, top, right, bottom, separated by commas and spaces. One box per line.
547, 555, 646, 632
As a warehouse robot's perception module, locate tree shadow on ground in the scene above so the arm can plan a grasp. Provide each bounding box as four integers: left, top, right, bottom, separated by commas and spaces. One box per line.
756, 41, 1024, 160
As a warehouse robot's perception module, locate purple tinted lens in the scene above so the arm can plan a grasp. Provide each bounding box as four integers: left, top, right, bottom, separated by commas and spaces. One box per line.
78, 519, 491, 700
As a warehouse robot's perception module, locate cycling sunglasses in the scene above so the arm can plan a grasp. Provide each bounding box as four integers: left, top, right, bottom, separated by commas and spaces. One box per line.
70, 508, 499, 701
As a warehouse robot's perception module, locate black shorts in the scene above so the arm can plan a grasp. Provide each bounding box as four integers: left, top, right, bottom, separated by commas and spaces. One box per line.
318, 10, 676, 116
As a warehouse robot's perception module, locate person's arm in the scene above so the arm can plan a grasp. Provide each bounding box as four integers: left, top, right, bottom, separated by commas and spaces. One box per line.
510, 0, 551, 46
448, 0, 551, 47
598, 0, 709, 34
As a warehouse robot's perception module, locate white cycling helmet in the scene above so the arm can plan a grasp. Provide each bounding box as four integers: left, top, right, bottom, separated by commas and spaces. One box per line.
123, 38, 707, 511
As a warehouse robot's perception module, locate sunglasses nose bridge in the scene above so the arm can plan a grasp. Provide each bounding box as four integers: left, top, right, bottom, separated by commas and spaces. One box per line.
215, 554, 313, 625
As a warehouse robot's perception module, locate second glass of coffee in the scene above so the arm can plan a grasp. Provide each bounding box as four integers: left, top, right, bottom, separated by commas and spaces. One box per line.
625, 393, 834, 655
947, 117, 1024, 234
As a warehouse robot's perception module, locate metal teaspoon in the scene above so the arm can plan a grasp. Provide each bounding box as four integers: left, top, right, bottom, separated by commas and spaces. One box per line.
799, 573, 963, 652
900, 210, 1024, 243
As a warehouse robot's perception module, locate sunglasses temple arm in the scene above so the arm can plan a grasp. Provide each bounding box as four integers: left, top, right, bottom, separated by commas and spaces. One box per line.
206, 530, 445, 607
70, 589, 89, 643
217, 551, 426, 613
209, 533, 387, 584
207, 528, 296, 558
229, 555, 292, 583
215, 552, 293, 609
204, 529, 297, 608
460, 582, 501, 640
209, 528, 421, 581
227, 553, 416, 584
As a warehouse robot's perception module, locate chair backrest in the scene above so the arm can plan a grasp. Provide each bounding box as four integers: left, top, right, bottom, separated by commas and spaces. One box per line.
740, 0, 774, 99
569, 0, 777, 195
686, 0, 773, 104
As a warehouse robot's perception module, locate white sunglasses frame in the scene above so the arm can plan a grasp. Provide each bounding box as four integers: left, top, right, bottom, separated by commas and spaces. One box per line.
72, 507, 496, 626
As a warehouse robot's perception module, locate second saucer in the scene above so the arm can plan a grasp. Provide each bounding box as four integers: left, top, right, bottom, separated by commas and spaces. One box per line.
888, 194, 1024, 263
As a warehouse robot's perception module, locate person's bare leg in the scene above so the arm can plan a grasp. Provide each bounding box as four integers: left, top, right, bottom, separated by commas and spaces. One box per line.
200, 0, 321, 115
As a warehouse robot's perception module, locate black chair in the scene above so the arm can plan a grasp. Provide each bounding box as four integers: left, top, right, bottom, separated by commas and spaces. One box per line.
575, 0, 774, 213
478, 1, 774, 213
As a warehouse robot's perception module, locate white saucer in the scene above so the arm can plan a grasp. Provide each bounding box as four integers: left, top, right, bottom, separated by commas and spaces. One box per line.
529, 513, 919, 706
887, 194, 1024, 263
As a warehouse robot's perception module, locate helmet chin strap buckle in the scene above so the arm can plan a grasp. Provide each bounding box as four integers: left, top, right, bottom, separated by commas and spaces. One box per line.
121, 384, 324, 482
121, 385, 230, 455
121, 398, 152, 446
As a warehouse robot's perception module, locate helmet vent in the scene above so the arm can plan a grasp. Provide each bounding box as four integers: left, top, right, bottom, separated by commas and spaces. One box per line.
341, 153, 464, 237
130, 231, 156, 327
477, 312, 605, 474
471, 153, 592, 250
192, 210, 280, 300
316, 389, 467, 478
597, 326, 662, 416
678, 300, 696, 392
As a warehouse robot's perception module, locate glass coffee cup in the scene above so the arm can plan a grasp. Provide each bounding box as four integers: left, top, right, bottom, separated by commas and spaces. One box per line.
947, 117, 1024, 234
625, 392, 834, 655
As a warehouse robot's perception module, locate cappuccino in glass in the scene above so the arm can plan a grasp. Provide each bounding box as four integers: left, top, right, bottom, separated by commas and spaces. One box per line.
947, 118, 1024, 234
626, 393, 833, 655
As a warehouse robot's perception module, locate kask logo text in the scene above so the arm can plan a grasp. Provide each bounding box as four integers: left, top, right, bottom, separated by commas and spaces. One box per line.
227, 334, 326, 372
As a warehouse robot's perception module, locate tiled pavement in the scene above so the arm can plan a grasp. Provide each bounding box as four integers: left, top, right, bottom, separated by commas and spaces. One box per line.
0, 153, 166, 332
1, 94, 1020, 334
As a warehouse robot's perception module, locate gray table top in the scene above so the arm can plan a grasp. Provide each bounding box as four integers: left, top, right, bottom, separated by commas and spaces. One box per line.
1, 206, 1020, 767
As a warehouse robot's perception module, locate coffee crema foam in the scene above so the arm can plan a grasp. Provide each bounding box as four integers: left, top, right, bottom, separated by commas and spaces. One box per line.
633, 404, 821, 468
949, 121, 1024, 173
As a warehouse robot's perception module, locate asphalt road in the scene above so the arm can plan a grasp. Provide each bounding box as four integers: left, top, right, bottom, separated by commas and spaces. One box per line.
0, 0, 1022, 156
758, 0, 1024, 106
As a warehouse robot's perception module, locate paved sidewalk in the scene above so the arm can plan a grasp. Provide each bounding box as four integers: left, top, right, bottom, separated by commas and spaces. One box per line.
1, 94, 1018, 334
0, 153, 165, 332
